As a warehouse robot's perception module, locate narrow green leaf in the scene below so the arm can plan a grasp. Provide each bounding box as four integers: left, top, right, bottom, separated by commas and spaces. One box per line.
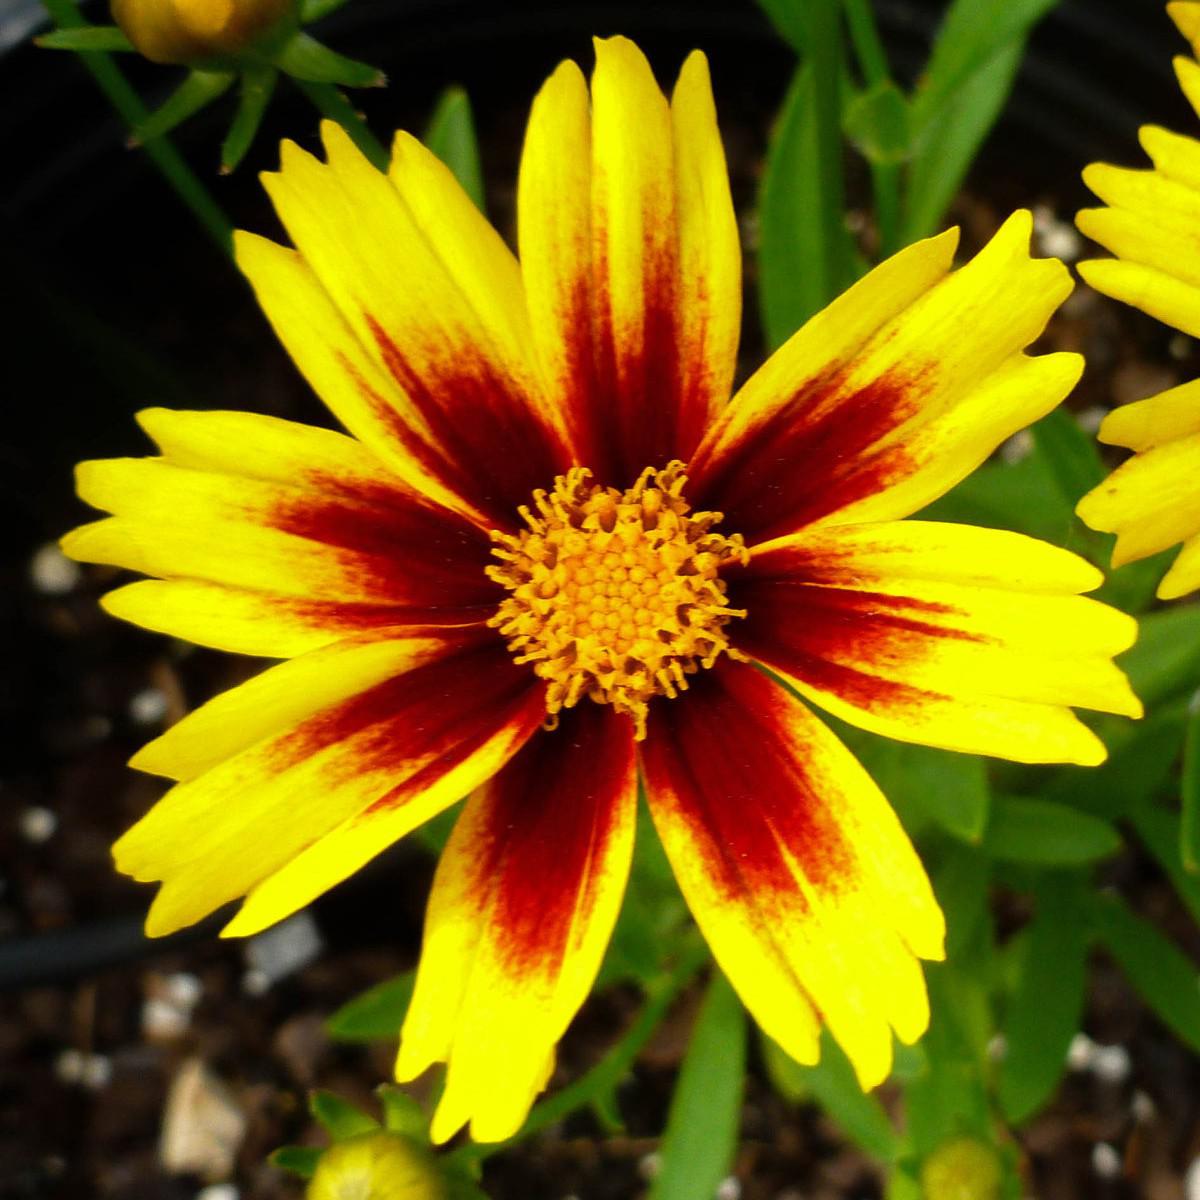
758, 64, 857, 348
377, 1085, 428, 1139
886, 1168, 924, 1200
997, 877, 1089, 1123
269, 1145, 323, 1178
985, 797, 1121, 866
1093, 892, 1200, 1052
326, 972, 415, 1041
276, 31, 385, 87
309, 1090, 380, 1140
1129, 804, 1200, 926
1029, 409, 1106, 513
131, 70, 236, 147
423, 87, 485, 212
761, 1031, 900, 1160
301, 0, 354, 20
650, 973, 746, 1200
1120, 605, 1200, 708
843, 80, 911, 164
755, 0, 807, 54
1183, 690, 1200, 872
221, 67, 276, 173
903, 40, 1021, 241
36, 25, 134, 51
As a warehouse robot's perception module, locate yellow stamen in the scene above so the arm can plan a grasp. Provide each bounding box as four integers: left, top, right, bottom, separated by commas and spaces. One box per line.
487, 461, 749, 739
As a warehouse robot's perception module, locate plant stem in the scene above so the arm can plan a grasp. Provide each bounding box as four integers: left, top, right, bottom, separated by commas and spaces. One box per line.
842, 0, 902, 256
40, 0, 234, 255
292, 78, 389, 169
802, 0, 851, 306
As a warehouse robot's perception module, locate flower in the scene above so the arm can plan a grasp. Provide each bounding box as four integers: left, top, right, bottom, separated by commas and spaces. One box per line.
111, 0, 296, 66
306, 1132, 445, 1200
62, 37, 1141, 1142
1075, 3, 1200, 598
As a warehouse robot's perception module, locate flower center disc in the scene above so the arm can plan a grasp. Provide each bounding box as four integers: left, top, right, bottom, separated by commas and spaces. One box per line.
487, 461, 749, 739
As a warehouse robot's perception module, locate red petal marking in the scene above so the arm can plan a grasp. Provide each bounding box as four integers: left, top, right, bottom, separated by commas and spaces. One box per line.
689, 370, 926, 544
641, 659, 857, 907
266, 629, 545, 800
726, 553, 982, 713
263, 471, 501, 619
365, 317, 568, 525
462, 704, 636, 977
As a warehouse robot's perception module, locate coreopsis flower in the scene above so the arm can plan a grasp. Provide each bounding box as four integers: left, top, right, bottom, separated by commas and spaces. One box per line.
1075, 2, 1200, 597
112, 0, 296, 65
62, 38, 1140, 1142
307, 1133, 445, 1200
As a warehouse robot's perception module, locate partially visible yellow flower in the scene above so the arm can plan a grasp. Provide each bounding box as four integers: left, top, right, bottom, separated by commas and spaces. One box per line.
307, 1133, 444, 1200
112, 0, 295, 65
1076, 2, 1200, 598
920, 1137, 1003, 1200
62, 38, 1140, 1143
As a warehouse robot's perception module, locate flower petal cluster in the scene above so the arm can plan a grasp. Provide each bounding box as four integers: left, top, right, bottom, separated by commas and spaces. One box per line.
62, 37, 1140, 1142
1076, 2, 1200, 598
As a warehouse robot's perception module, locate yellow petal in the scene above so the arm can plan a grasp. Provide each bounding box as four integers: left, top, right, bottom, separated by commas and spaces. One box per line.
397, 706, 637, 1143
642, 660, 944, 1090
1078, 258, 1200, 339
1097, 378, 1200, 451
1160, 531, 1200, 598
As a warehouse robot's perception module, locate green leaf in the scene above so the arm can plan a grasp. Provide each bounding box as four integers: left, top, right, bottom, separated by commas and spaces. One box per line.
984, 797, 1121, 865
1120, 605, 1200, 708
276, 31, 384, 87
761, 1031, 900, 1160
269, 1144, 323, 1178
131, 70, 236, 146
309, 1090, 380, 1140
903, 40, 1022, 241
997, 877, 1089, 1123
649, 973, 746, 1200
1092, 892, 1200, 1053
843, 80, 912, 164
377, 1085, 428, 1139
758, 63, 858, 349
1029, 409, 1106, 517
886, 1168, 924, 1200
326, 972, 415, 1041
221, 67, 276, 173
301, 0, 354, 20
755, 0, 807, 54
1182, 690, 1200, 872
932, 845, 992, 960
1129, 805, 1200, 927
423, 87, 485, 212
36, 25, 134, 51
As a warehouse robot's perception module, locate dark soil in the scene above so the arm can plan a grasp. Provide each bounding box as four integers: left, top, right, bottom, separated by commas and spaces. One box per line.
4, 2, 1200, 1197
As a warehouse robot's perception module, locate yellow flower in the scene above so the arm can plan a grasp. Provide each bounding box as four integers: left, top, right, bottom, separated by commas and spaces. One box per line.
307, 1133, 444, 1200
62, 38, 1141, 1143
111, 0, 295, 65
1076, 2, 1200, 598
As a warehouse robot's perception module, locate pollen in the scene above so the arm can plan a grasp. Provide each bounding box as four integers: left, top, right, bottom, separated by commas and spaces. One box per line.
487, 462, 749, 739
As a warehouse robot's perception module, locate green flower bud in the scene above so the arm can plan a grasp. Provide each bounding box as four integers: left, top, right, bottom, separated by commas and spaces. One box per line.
919, 1136, 1004, 1200
306, 1133, 447, 1200
111, 0, 296, 65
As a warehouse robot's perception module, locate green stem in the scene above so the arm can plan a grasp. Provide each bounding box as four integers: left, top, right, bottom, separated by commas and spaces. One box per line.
802, 0, 850, 305
842, 0, 902, 256
292, 78, 389, 169
40, 0, 234, 255
459, 941, 709, 1162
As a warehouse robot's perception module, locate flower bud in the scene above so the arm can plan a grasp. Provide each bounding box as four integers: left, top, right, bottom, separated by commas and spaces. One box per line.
111, 0, 296, 65
919, 1136, 1004, 1200
306, 1132, 446, 1200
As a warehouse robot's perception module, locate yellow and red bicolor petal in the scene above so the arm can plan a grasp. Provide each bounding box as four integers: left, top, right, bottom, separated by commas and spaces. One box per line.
396, 705, 637, 1143
640, 658, 944, 1090
241, 121, 568, 530
113, 626, 546, 938
517, 38, 739, 486
60, 408, 497, 657
688, 212, 1080, 544
727, 522, 1141, 765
